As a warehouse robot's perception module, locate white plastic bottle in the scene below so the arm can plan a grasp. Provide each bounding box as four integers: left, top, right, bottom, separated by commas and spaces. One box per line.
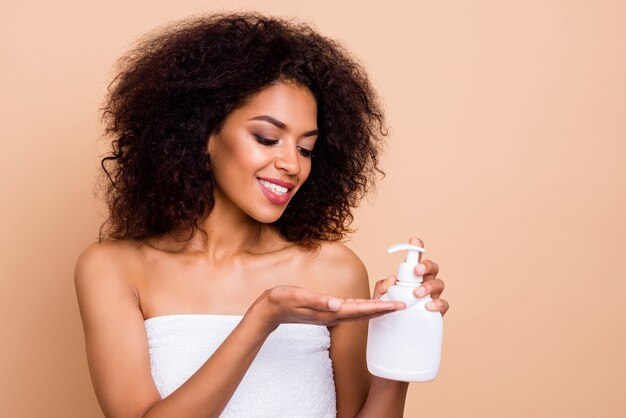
366, 243, 443, 382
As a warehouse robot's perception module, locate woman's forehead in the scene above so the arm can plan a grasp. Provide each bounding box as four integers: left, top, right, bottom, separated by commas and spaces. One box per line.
230, 82, 318, 131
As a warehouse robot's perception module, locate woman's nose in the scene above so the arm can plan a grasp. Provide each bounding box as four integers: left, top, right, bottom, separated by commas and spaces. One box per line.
274, 146, 301, 174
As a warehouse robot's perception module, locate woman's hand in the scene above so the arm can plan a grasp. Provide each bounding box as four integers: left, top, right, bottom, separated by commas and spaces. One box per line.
248, 285, 407, 332
372, 237, 449, 316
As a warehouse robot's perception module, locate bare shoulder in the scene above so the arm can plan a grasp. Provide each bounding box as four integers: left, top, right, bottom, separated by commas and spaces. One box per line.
306, 240, 371, 300
74, 239, 143, 313
74, 239, 160, 417
75, 238, 138, 273
75, 238, 143, 265
317, 242, 374, 416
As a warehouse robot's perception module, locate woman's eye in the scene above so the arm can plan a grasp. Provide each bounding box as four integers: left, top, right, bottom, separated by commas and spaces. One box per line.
253, 134, 279, 145
297, 147, 314, 158
253, 134, 314, 158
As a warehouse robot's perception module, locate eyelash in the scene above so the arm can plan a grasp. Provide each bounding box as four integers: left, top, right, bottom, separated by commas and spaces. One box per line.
253, 134, 314, 158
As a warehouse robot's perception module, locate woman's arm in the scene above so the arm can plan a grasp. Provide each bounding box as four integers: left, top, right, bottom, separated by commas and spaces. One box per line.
328, 249, 411, 418
74, 242, 275, 418
356, 377, 409, 417
331, 315, 409, 417
324, 244, 402, 417
330, 237, 449, 418
142, 310, 272, 418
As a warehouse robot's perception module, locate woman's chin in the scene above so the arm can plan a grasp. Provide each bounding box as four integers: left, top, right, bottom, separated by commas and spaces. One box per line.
250, 208, 286, 224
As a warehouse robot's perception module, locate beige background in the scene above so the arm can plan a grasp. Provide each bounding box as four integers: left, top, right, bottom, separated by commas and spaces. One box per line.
1, 1, 624, 417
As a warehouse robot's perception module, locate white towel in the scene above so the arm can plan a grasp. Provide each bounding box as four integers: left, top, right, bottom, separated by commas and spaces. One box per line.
144, 314, 337, 417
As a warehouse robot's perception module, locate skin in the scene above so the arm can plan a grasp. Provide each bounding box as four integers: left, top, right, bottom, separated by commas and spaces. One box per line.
74, 80, 449, 418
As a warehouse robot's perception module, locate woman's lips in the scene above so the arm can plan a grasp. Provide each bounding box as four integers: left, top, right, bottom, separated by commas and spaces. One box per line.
257, 179, 292, 205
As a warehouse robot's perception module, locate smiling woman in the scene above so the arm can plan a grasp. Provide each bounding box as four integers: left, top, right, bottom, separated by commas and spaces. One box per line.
74, 10, 448, 418
97, 11, 388, 251
206, 81, 318, 221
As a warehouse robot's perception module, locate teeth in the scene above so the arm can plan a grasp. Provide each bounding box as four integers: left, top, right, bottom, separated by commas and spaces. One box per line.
261, 179, 288, 195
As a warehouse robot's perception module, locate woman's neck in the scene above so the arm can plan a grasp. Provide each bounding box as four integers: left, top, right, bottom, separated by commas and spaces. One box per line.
143, 198, 287, 263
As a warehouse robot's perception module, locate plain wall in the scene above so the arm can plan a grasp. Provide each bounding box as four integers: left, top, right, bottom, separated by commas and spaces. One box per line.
1, 1, 624, 417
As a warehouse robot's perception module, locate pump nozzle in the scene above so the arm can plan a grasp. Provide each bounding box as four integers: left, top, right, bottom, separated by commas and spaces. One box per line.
387, 243, 426, 284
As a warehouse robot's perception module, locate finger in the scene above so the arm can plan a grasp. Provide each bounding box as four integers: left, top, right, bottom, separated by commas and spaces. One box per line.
416, 259, 438, 279
409, 237, 424, 263
294, 287, 345, 312
294, 301, 402, 324
372, 275, 398, 300
430, 277, 445, 299
334, 308, 404, 323
304, 292, 400, 313
345, 298, 370, 302
339, 300, 405, 318
441, 299, 449, 316
414, 278, 445, 299
425, 298, 448, 314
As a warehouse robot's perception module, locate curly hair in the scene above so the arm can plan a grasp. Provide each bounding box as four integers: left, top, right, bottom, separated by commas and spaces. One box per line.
98, 11, 388, 251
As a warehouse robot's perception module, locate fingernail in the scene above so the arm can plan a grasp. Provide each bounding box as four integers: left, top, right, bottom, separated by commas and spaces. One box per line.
416, 264, 426, 274
328, 299, 342, 311
426, 301, 437, 310
415, 286, 426, 297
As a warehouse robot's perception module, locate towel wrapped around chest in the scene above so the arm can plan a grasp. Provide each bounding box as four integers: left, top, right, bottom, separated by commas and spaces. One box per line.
144, 314, 337, 417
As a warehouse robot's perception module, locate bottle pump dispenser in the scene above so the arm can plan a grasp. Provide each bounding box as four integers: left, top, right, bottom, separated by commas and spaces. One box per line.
366, 242, 443, 382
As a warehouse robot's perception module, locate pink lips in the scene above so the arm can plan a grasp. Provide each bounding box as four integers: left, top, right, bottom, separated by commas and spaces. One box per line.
257, 178, 292, 205
257, 176, 296, 190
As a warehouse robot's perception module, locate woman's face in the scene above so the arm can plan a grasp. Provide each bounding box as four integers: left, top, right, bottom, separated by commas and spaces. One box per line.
207, 81, 318, 223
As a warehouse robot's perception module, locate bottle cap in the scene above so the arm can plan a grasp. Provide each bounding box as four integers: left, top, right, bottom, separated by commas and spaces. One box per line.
387, 243, 426, 284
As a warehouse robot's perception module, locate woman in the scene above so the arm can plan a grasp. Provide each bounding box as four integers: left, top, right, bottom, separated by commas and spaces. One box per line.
75, 11, 449, 417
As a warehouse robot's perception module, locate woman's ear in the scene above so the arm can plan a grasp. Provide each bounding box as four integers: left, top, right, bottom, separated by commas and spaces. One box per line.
206, 133, 216, 155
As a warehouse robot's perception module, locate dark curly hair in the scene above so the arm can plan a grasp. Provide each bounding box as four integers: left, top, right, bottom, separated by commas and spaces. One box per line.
97, 11, 388, 251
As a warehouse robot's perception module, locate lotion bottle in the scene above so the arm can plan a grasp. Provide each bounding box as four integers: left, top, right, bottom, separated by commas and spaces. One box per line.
366, 243, 443, 382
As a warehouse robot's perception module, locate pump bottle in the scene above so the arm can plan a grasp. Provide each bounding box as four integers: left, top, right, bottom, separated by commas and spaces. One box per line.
366, 243, 443, 382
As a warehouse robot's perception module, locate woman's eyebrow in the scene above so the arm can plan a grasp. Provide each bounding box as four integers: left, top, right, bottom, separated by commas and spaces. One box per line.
248, 115, 318, 137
